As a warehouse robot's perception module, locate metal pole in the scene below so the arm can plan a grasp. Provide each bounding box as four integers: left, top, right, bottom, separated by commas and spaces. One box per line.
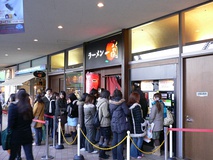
52, 116, 56, 147
41, 120, 54, 159
169, 125, 173, 158
126, 131, 130, 160
164, 127, 168, 160
73, 124, 84, 160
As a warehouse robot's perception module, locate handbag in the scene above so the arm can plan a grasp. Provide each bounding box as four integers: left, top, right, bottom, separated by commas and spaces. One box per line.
164, 109, 174, 126
93, 110, 100, 128
32, 107, 43, 128
1, 128, 12, 150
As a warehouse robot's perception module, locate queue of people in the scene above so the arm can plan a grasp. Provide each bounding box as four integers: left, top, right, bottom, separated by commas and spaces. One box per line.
2, 86, 165, 160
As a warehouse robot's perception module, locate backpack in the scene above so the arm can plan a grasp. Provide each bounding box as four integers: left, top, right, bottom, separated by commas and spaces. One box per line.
93, 110, 100, 128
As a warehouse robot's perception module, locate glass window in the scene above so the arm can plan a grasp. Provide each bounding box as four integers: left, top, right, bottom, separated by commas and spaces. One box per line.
66, 71, 83, 99
183, 2, 213, 45
68, 47, 83, 69
19, 61, 31, 70
131, 15, 179, 54
32, 57, 47, 67
50, 52, 64, 72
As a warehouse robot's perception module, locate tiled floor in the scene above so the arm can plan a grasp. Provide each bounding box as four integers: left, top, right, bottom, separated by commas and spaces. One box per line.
0, 136, 180, 160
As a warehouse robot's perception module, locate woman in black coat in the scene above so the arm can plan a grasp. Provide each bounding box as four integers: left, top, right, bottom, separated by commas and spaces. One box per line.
8, 90, 34, 160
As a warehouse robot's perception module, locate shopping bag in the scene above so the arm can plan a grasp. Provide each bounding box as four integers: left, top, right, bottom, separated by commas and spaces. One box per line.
1, 128, 11, 150
164, 109, 174, 126
144, 122, 154, 143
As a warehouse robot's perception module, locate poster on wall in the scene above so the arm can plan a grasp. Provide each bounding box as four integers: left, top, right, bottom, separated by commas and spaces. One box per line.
159, 80, 174, 91
85, 34, 123, 69
0, 0, 24, 34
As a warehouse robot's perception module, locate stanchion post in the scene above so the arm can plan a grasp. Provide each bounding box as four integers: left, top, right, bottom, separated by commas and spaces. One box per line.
126, 131, 130, 160
55, 118, 64, 149
73, 124, 84, 160
52, 116, 56, 147
168, 125, 177, 160
41, 120, 54, 159
164, 127, 168, 160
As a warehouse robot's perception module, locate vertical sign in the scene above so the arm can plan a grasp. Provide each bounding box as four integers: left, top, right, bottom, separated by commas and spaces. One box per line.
0, 0, 24, 34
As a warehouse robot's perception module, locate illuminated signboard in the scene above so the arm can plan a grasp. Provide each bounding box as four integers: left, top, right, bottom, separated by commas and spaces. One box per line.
0, 0, 24, 34
85, 34, 123, 69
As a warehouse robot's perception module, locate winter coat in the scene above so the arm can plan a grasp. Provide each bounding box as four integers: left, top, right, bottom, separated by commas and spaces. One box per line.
8, 102, 33, 145
67, 100, 78, 118
77, 100, 85, 128
149, 101, 164, 131
109, 99, 130, 133
55, 98, 67, 125
84, 103, 96, 127
96, 98, 111, 127
33, 101, 45, 128
42, 95, 51, 115
129, 103, 146, 137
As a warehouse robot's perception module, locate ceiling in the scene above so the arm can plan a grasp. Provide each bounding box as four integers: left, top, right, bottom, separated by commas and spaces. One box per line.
0, 0, 209, 69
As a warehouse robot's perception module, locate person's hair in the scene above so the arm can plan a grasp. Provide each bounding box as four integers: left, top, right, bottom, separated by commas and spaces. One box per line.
45, 88, 52, 92
112, 89, 122, 100
100, 89, 110, 99
35, 94, 43, 103
59, 91, 66, 99
85, 94, 94, 104
10, 93, 16, 102
154, 92, 162, 112
52, 92, 59, 100
127, 92, 140, 106
17, 90, 33, 120
68, 93, 77, 102
80, 93, 88, 101
90, 88, 98, 96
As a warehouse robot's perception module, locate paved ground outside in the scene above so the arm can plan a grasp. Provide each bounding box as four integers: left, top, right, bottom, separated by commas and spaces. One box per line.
0, 135, 183, 160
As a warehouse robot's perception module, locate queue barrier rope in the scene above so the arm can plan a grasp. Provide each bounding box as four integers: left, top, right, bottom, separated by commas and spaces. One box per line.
80, 128, 127, 151
60, 127, 78, 145
130, 130, 169, 155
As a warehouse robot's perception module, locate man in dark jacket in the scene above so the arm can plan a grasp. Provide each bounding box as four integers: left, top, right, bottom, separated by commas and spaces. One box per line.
42, 88, 53, 137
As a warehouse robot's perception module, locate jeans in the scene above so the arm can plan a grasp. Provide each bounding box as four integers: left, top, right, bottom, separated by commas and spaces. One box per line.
85, 126, 96, 153
34, 127, 42, 145
10, 143, 34, 160
130, 137, 144, 158
112, 131, 126, 160
45, 116, 53, 137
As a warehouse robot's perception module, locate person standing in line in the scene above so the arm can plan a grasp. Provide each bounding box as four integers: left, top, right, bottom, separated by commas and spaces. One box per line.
8, 90, 34, 160
55, 91, 67, 143
97, 89, 111, 159
149, 92, 164, 156
42, 88, 53, 137
67, 93, 78, 144
83, 94, 98, 154
127, 92, 146, 159
32, 94, 45, 146
77, 93, 88, 151
109, 89, 130, 160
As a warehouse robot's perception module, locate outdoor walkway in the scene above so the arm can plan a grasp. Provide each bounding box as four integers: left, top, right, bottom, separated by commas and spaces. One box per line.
0, 136, 180, 160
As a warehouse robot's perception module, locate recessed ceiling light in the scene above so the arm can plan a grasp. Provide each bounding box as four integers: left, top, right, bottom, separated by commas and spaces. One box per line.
5, 54, 8, 57
58, 25, 63, 29
97, 2, 104, 8
34, 39, 38, 42
17, 48, 21, 50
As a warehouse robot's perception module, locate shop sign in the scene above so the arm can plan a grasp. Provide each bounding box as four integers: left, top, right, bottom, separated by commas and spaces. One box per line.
15, 64, 46, 75
33, 71, 46, 78
85, 34, 122, 69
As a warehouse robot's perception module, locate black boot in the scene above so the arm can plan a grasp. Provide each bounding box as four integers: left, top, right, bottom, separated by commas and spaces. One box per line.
71, 131, 77, 145
99, 145, 109, 159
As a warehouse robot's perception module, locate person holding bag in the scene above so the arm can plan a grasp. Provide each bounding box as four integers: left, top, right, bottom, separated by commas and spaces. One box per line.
8, 89, 34, 160
33, 94, 45, 146
127, 92, 146, 159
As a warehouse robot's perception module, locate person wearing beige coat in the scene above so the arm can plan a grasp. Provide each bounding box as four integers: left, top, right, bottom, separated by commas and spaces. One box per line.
33, 94, 45, 146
